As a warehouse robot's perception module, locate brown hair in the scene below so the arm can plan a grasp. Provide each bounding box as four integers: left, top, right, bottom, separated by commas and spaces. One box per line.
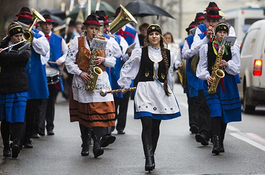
144, 33, 171, 96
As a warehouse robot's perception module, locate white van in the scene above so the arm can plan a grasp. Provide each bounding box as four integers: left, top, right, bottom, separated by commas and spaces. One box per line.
239, 19, 265, 113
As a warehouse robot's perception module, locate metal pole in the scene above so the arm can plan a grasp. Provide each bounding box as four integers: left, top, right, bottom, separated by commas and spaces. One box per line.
87, 0, 91, 16
179, 0, 182, 39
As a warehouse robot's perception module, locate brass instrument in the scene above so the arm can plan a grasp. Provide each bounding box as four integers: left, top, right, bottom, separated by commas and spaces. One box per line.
177, 59, 187, 88
110, 4, 138, 34
100, 87, 136, 97
85, 34, 104, 91
191, 55, 199, 74
2, 8, 45, 51
208, 44, 225, 94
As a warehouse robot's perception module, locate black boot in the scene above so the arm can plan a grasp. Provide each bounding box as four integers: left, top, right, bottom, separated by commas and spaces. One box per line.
93, 135, 104, 158
3, 140, 11, 157
144, 143, 155, 172
212, 135, 220, 155
81, 136, 89, 156
12, 140, 21, 158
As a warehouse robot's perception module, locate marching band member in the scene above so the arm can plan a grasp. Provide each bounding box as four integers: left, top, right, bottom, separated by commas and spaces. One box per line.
0, 22, 31, 158
196, 22, 241, 155
118, 24, 181, 172
16, 7, 50, 148
65, 14, 118, 158
38, 14, 68, 136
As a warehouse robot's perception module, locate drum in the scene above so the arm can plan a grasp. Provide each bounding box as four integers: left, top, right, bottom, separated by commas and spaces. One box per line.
46, 67, 60, 85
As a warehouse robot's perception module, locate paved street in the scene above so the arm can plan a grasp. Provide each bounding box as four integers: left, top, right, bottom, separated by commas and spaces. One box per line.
0, 84, 265, 175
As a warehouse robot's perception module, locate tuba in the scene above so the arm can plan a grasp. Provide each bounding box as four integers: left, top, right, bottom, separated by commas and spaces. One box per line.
208, 44, 225, 94
110, 4, 137, 34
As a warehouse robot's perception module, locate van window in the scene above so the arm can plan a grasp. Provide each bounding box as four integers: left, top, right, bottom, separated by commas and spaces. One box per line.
241, 28, 260, 57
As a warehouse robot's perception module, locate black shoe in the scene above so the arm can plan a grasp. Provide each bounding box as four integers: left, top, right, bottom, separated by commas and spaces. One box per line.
81, 144, 89, 156
24, 142, 33, 148
195, 133, 209, 146
31, 134, 40, 139
220, 143, 225, 153
47, 130, 54, 135
12, 141, 21, 158
39, 132, 45, 136
100, 135, 116, 147
190, 125, 199, 134
117, 130, 125, 134
3, 148, 11, 157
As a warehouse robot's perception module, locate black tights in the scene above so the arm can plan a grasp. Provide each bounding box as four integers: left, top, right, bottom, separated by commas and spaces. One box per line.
140, 117, 161, 155
1, 119, 24, 142
79, 124, 101, 141
211, 117, 227, 142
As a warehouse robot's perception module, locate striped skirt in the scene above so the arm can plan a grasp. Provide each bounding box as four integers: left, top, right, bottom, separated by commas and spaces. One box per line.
0, 92, 27, 123
69, 88, 115, 128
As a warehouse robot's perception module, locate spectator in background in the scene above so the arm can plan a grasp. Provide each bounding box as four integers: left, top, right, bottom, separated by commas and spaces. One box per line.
74, 21, 84, 37
138, 23, 149, 47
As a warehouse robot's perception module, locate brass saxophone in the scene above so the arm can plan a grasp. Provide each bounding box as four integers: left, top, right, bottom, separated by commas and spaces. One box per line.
85, 34, 104, 91
208, 44, 225, 94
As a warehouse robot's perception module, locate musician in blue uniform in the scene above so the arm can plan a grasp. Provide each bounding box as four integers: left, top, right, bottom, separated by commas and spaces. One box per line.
0, 22, 31, 158
39, 14, 68, 136
16, 7, 50, 148
196, 22, 241, 155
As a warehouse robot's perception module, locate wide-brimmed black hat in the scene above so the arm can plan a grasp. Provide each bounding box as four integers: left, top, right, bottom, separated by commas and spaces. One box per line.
96, 10, 109, 25
83, 14, 102, 26
147, 24, 162, 36
185, 21, 197, 32
113, 7, 121, 18
39, 14, 55, 24
194, 12, 205, 22
16, 7, 33, 24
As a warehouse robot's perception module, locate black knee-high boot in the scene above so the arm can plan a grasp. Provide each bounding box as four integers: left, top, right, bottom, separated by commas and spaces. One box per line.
92, 127, 104, 158
79, 124, 89, 156
211, 117, 221, 155
11, 122, 24, 158
1, 120, 11, 157
220, 122, 227, 153
141, 117, 155, 172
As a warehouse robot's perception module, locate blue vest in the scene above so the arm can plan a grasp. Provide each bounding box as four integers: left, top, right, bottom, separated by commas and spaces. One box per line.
26, 30, 49, 99
185, 35, 203, 97
49, 33, 64, 92
119, 25, 137, 46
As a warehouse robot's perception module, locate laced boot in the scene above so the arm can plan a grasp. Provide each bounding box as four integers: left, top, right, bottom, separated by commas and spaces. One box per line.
92, 135, 104, 158
3, 140, 11, 157
12, 140, 21, 158
81, 136, 89, 156
212, 135, 220, 155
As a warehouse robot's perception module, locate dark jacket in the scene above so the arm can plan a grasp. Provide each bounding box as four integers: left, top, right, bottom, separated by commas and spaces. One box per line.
0, 37, 31, 94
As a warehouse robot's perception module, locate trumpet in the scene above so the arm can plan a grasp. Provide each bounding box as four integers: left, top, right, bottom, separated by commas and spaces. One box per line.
1, 8, 45, 51
100, 87, 136, 97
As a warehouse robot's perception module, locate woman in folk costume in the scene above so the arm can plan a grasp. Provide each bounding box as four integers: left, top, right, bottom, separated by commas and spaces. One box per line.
0, 22, 31, 158
65, 14, 117, 158
118, 24, 181, 172
196, 22, 241, 155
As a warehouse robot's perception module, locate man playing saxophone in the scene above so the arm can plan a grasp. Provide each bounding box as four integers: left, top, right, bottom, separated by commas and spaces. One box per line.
65, 14, 119, 158
196, 22, 241, 155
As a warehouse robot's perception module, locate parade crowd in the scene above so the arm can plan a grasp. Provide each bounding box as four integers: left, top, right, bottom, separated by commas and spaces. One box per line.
0, 2, 241, 172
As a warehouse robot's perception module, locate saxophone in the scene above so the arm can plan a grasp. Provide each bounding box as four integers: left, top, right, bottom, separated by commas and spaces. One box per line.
85, 34, 104, 91
208, 44, 225, 94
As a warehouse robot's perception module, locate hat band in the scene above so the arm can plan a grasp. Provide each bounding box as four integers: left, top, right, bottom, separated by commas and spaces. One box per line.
206, 7, 220, 10
189, 24, 196, 28
45, 19, 54, 23
20, 11, 32, 15
195, 16, 205, 21
17, 14, 32, 20
206, 14, 220, 18
84, 20, 101, 25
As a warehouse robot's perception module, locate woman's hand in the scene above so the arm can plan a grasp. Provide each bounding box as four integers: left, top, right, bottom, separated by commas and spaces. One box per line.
219, 60, 228, 68
96, 56, 105, 65
80, 72, 90, 82
207, 76, 213, 85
